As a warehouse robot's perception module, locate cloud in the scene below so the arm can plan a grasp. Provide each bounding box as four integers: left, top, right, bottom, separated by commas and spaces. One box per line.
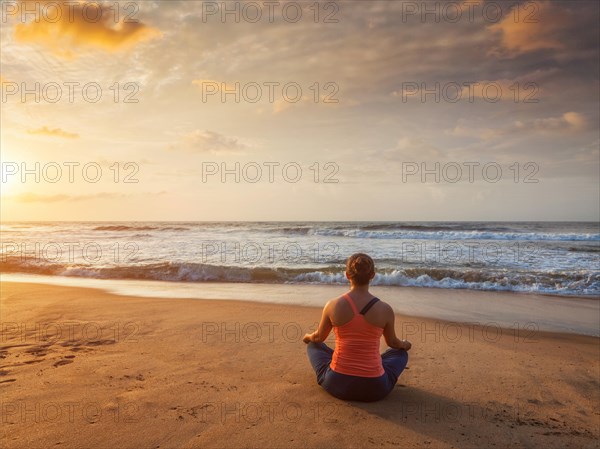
447, 124, 505, 141
273, 94, 312, 114
449, 112, 589, 141
391, 137, 444, 160
488, 1, 569, 56
12, 1, 161, 58
530, 111, 588, 132
27, 126, 79, 139
169, 130, 248, 154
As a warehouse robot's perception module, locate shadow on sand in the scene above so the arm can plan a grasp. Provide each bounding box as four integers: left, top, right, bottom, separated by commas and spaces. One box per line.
349, 385, 518, 447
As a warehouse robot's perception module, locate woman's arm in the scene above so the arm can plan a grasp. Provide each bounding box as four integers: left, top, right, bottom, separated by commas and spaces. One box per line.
303, 301, 333, 343
383, 304, 412, 350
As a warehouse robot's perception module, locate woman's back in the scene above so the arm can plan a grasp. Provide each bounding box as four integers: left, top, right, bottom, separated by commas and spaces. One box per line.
330, 293, 385, 377
304, 253, 411, 402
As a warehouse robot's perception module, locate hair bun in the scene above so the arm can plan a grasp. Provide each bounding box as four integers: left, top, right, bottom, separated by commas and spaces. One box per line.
346, 253, 375, 286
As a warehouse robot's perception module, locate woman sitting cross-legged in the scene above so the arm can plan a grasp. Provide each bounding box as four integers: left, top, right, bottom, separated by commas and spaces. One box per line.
303, 253, 411, 402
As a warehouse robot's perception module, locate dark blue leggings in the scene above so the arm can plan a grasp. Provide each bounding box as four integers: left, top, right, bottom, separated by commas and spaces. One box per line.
306, 342, 408, 402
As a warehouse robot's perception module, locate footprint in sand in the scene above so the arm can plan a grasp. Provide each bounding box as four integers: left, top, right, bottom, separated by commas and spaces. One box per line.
53, 358, 75, 368
24, 359, 45, 365
25, 344, 52, 357
86, 339, 117, 346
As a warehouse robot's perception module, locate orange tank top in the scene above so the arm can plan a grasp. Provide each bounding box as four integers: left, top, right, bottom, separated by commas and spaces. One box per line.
330, 294, 385, 378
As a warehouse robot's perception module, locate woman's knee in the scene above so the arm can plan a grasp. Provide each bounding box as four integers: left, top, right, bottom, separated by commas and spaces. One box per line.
307, 341, 333, 354
400, 349, 408, 363
382, 349, 409, 375
395, 349, 409, 366
383, 347, 408, 359
307, 341, 324, 353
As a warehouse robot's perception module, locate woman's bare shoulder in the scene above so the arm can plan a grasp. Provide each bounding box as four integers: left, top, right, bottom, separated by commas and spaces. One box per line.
326, 295, 345, 307
375, 299, 395, 315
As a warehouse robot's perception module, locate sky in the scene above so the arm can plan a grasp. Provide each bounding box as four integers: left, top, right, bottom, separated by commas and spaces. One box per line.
1, 0, 599, 221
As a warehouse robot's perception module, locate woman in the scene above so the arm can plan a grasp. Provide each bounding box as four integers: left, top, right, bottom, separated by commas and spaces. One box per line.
303, 253, 411, 402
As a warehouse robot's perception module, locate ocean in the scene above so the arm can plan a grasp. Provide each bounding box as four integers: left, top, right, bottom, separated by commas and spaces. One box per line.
1, 221, 599, 298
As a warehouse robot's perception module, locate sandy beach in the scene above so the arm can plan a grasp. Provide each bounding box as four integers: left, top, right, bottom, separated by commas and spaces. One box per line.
2, 0, 599, 446
0, 281, 598, 449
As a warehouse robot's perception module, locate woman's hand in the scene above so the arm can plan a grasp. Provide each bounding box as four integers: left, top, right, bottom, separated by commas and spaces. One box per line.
400, 339, 412, 351
302, 332, 315, 344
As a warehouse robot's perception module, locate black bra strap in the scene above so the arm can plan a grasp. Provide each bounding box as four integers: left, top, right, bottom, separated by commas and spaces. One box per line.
360, 297, 380, 315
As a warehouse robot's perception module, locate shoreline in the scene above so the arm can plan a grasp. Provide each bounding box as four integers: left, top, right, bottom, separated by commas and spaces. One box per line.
2, 273, 599, 337
1, 281, 598, 449
1, 271, 597, 301
0, 279, 597, 341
